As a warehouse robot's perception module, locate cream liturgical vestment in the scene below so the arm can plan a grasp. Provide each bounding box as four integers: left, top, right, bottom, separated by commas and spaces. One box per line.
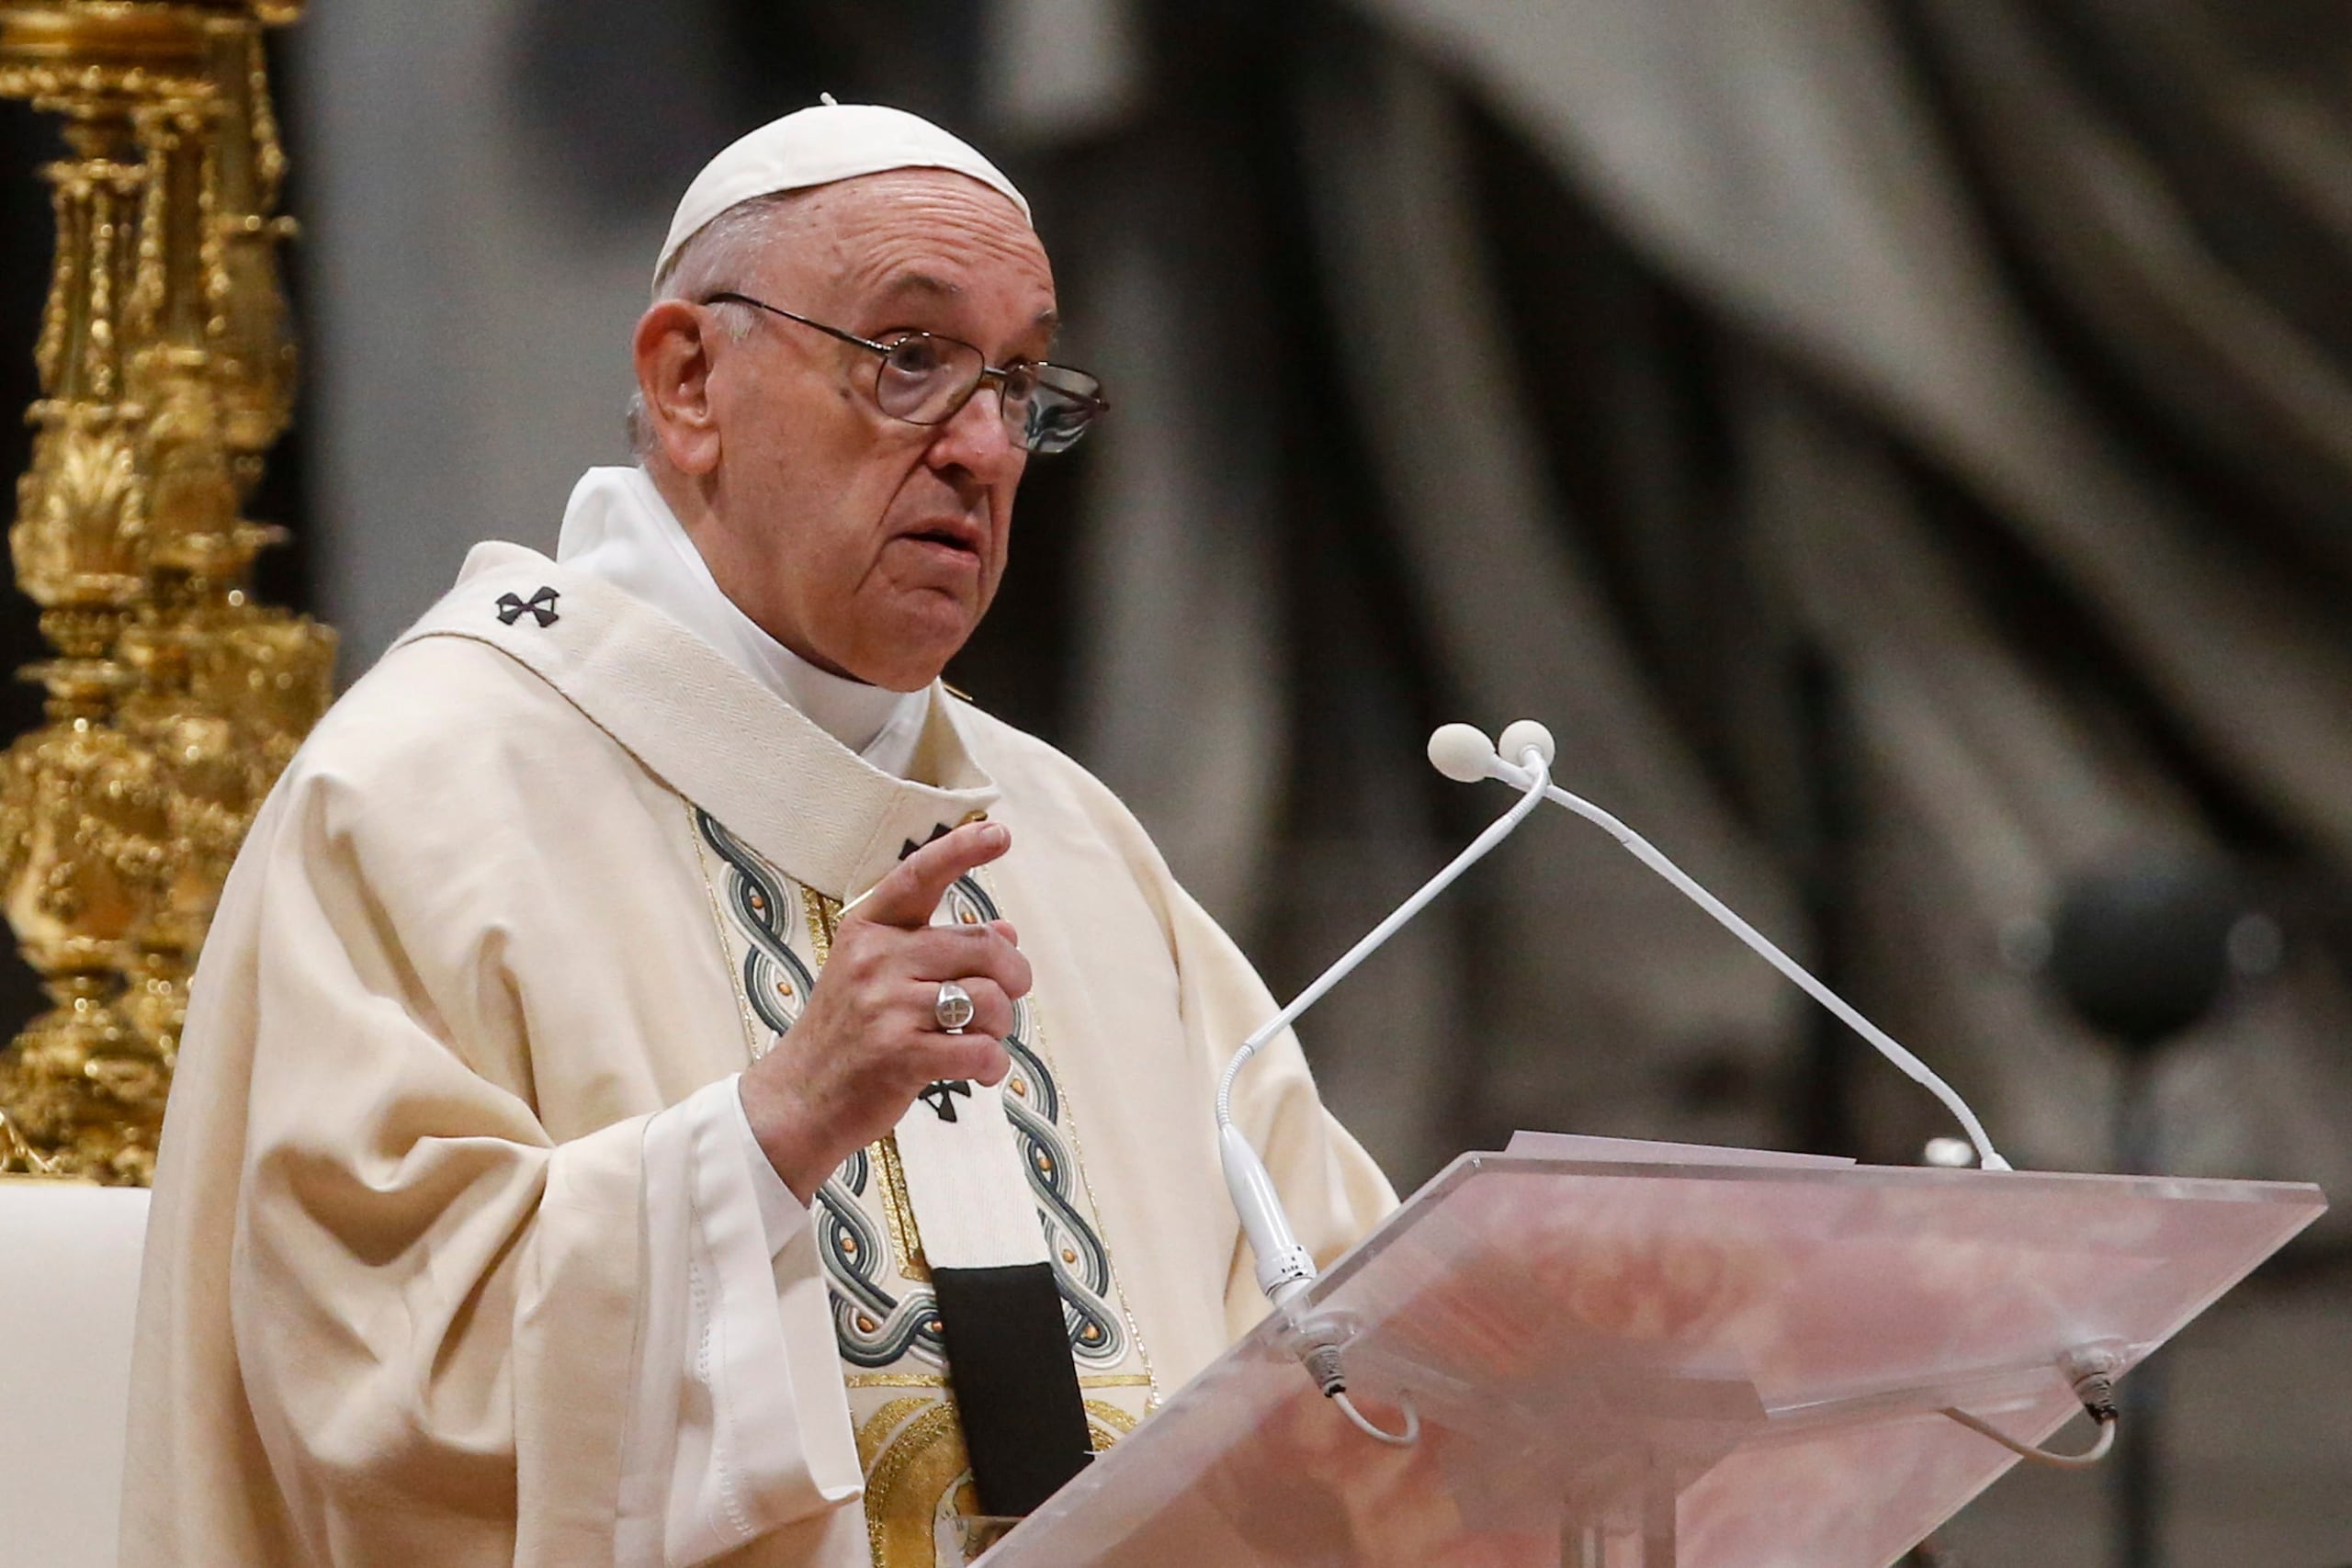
121, 525, 1394, 1565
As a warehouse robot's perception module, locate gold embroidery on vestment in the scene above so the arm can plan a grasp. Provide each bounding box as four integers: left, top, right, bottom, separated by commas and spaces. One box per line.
855, 1395, 935, 1473
860, 1399, 979, 1568
846, 1371, 1154, 1391
875, 1134, 929, 1277
801, 885, 839, 962
1085, 1397, 1142, 1450
853, 1391, 1144, 1566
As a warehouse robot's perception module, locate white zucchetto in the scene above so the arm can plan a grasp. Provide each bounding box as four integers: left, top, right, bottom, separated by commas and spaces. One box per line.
657, 99, 1032, 280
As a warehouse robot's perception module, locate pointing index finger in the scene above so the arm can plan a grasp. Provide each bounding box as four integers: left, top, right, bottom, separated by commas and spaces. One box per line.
845, 821, 1011, 930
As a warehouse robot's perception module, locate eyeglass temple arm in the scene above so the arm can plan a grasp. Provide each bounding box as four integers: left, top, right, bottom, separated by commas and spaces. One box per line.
700, 292, 891, 355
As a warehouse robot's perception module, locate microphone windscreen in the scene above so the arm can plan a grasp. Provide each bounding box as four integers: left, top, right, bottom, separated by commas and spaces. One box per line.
1498, 719, 1556, 769
1428, 724, 1499, 783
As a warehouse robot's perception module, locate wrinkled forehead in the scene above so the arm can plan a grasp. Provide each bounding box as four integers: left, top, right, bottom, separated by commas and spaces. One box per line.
753, 170, 1057, 317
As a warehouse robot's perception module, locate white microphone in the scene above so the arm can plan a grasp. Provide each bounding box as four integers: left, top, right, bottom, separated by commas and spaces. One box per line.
1427, 722, 1502, 784
1219, 723, 1554, 1299
1496, 718, 1556, 773
1216, 722, 1555, 1443
1442, 723, 2013, 1172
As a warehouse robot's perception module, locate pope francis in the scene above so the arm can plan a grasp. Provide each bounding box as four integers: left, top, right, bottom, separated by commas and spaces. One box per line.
119, 104, 1393, 1567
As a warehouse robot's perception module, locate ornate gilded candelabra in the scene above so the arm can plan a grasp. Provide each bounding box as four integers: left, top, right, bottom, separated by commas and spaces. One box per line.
0, 0, 332, 1185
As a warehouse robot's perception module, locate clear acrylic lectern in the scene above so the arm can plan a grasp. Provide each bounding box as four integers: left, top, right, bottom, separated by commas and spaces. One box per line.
977, 1149, 2324, 1568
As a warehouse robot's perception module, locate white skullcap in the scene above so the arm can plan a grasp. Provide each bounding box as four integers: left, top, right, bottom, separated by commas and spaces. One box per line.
657, 98, 1031, 281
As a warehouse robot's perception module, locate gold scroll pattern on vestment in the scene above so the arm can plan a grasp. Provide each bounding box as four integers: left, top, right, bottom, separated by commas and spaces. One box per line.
690, 807, 1158, 1567
0, 1, 334, 1184
854, 1395, 1138, 1566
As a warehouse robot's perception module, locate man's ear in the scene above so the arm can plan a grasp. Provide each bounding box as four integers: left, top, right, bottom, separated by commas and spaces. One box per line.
633, 300, 722, 476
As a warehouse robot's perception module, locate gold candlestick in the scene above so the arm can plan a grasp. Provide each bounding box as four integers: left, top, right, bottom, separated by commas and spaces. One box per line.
0, 1, 331, 1184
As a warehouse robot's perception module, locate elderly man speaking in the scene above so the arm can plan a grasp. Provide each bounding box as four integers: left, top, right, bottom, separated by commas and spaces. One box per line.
121, 104, 1392, 1568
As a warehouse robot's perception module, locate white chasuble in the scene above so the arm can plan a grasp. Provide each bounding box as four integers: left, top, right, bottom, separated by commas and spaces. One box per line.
121, 543, 1396, 1568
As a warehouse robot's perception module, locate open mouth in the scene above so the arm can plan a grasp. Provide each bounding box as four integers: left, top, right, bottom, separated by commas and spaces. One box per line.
905, 524, 983, 558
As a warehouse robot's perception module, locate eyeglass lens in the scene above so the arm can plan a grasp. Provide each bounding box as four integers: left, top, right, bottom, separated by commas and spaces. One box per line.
875, 334, 1102, 455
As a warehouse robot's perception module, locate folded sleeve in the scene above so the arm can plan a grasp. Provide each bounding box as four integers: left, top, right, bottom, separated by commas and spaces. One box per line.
616, 1078, 860, 1568
734, 1075, 821, 1261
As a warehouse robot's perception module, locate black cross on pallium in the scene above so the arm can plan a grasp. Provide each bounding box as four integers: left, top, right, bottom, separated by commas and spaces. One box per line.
496, 586, 560, 627
899, 823, 956, 861
918, 1079, 972, 1122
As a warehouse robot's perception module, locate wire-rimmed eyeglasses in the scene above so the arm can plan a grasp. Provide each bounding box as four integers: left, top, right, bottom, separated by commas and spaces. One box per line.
702, 291, 1108, 456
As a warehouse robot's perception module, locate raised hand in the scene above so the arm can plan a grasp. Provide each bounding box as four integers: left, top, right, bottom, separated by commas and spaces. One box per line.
740, 820, 1033, 1201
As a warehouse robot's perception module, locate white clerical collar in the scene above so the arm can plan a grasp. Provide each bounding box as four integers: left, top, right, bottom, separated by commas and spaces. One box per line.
554, 466, 930, 777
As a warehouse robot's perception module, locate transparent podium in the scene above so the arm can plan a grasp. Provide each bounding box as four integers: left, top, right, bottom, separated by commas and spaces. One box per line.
978, 1143, 2325, 1568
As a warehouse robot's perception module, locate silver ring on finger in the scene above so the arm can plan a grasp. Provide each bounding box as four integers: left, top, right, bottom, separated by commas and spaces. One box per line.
933, 980, 976, 1034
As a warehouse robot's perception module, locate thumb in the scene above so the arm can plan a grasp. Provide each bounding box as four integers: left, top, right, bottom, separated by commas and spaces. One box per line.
847, 821, 1011, 930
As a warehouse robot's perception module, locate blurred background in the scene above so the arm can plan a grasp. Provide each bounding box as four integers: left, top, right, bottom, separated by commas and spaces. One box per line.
3, 0, 2348, 1561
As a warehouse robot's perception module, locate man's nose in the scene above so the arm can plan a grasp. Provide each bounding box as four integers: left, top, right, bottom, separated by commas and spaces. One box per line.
924, 380, 1026, 483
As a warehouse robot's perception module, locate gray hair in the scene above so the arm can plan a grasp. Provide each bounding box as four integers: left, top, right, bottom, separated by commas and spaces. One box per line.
625, 193, 800, 463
